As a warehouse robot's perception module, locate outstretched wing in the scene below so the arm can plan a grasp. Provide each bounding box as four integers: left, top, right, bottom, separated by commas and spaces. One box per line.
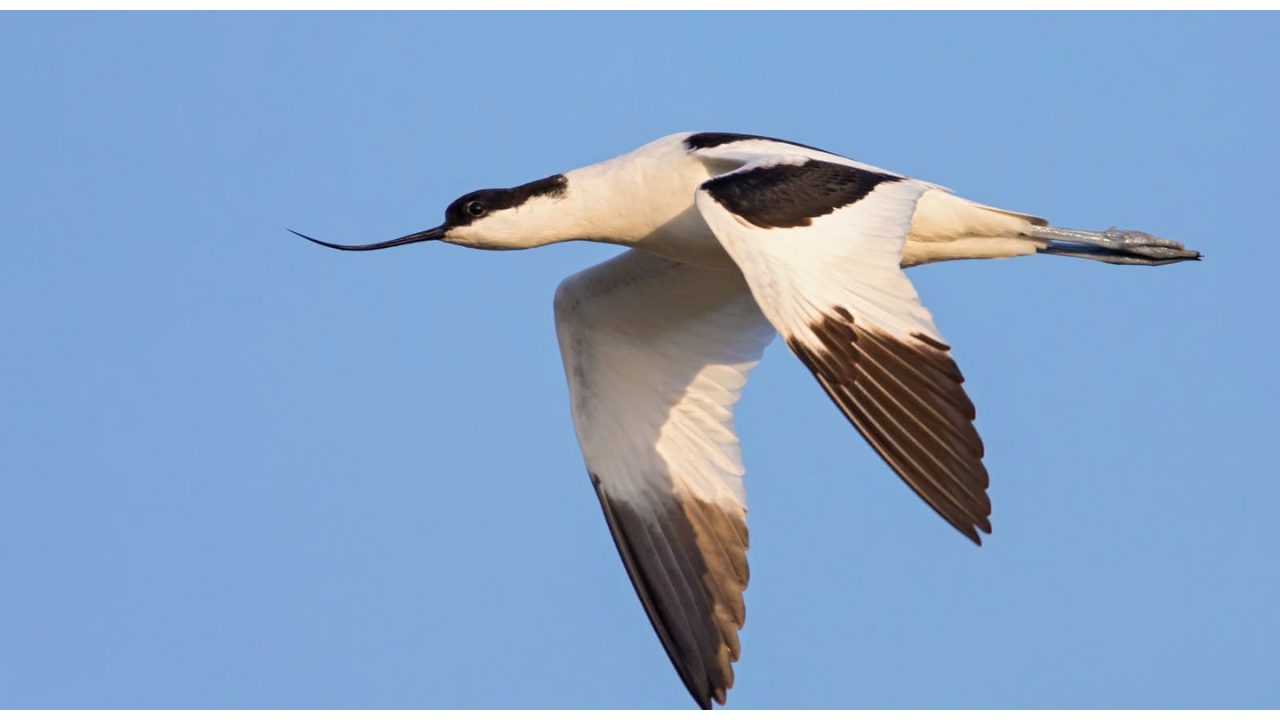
692, 147, 992, 544
553, 249, 775, 708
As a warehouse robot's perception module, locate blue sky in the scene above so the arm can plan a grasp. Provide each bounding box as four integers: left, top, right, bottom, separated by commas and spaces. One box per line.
2, 11, 1277, 710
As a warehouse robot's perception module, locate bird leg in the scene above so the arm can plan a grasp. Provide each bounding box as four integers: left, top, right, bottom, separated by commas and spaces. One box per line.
1028, 225, 1202, 266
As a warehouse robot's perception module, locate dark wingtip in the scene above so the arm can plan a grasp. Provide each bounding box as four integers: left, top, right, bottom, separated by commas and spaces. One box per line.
962, 520, 989, 547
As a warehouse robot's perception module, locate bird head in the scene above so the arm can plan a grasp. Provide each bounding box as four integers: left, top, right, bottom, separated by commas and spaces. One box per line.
291, 174, 572, 253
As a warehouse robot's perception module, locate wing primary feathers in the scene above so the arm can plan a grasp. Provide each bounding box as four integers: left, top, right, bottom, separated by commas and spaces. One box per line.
589, 473, 716, 710
785, 310, 991, 543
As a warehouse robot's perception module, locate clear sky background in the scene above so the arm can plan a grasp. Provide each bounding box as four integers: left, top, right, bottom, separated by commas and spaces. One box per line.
2, 10, 1278, 710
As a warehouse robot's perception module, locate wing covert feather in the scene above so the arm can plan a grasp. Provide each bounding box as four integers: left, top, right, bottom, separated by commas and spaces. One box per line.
693, 153, 993, 543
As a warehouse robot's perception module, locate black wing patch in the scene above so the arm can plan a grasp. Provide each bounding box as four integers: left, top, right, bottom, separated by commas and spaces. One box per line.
683, 131, 833, 154
785, 308, 991, 544
702, 159, 904, 230
589, 473, 747, 709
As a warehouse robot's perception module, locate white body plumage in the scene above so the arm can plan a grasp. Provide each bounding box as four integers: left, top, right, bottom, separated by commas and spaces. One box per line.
296, 131, 1199, 709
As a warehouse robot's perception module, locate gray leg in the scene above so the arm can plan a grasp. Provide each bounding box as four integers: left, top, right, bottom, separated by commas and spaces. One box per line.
1028, 225, 1202, 266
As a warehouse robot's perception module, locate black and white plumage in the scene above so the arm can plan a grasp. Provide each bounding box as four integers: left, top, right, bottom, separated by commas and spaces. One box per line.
294, 131, 1200, 709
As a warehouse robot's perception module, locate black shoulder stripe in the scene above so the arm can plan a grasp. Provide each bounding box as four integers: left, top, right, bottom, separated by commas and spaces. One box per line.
702, 159, 903, 229
683, 131, 831, 154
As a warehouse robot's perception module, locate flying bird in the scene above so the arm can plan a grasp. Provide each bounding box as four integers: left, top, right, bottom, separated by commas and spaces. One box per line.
293, 132, 1200, 709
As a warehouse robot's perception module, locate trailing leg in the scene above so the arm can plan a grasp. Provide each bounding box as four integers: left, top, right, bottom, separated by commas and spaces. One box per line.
1028, 225, 1202, 266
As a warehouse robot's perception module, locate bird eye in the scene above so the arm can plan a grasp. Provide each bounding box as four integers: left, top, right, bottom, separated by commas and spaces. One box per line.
465, 200, 486, 218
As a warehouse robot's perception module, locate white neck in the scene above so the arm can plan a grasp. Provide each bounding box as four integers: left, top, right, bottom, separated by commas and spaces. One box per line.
444, 134, 712, 251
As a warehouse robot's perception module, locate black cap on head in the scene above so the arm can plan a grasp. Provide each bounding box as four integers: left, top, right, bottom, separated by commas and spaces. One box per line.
291, 173, 568, 252
443, 173, 569, 228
